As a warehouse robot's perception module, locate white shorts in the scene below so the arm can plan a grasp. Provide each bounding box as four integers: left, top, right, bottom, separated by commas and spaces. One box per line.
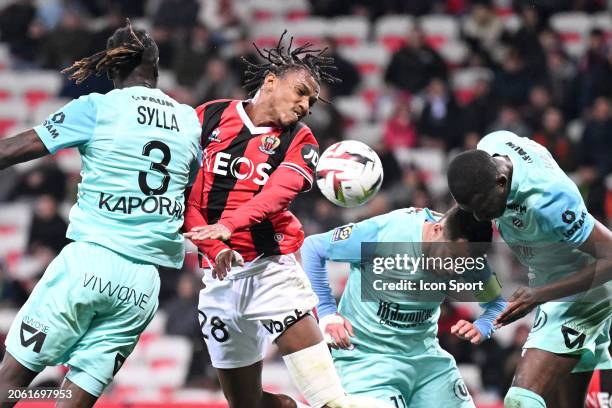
198, 253, 319, 369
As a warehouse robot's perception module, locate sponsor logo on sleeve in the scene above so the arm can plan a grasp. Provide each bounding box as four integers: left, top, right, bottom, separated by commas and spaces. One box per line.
331, 225, 353, 242
51, 112, 65, 124
563, 210, 587, 239
562, 210, 576, 224
301, 144, 319, 171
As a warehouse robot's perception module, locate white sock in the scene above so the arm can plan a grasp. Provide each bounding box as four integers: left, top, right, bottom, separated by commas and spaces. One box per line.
282, 341, 346, 408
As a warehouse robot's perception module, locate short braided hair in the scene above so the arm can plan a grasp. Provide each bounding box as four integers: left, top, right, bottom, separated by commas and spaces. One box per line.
62, 19, 158, 84
242, 30, 341, 102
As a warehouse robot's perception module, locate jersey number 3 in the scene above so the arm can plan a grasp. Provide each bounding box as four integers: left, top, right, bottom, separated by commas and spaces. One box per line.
139, 141, 171, 195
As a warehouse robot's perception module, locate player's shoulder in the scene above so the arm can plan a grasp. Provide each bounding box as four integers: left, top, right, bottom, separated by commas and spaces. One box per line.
288, 121, 316, 144
477, 130, 521, 151
530, 181, 588, 229
195, 98, 236, 116
370, 207, 421, 226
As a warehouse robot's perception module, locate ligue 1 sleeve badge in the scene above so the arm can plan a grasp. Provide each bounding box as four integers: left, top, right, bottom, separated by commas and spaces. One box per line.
259, 134, 281, 155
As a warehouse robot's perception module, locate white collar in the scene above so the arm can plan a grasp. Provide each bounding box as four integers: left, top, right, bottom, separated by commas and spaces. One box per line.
236, 100, 274, 135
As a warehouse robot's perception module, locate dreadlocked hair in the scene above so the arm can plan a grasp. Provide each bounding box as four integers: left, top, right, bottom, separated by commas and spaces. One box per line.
242, 30, 341, 103
62, 19, 159, 84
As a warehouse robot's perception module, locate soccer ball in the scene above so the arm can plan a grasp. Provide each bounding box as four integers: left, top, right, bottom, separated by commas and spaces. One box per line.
315, 140, 384, 208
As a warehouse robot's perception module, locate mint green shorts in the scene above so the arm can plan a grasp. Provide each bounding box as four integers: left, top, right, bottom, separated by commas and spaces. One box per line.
332, 345, 475, 408
5, 242, 160, 394
525, 300, 612, 373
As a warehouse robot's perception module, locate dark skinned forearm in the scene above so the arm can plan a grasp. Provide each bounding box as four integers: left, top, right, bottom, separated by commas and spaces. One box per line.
0, 130, 49, 170
535, 258, 612, 302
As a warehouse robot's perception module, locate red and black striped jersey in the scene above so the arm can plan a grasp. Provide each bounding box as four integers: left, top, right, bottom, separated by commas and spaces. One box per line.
184, 99, 319, 265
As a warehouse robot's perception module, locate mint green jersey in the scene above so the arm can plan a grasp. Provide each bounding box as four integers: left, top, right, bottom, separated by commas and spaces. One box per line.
324, 208, 451, 355
477, 131, 595, 288
34, 86, 201, 268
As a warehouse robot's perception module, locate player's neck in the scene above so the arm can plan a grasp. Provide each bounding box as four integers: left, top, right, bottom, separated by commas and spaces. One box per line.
244, 101, 277, 128
115, 76, 157, 90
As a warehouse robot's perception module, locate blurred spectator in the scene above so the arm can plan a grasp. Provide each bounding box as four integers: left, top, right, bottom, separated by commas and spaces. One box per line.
110, 0, 146, 18
522, 85, 552, 131
417, 78, 461, 150
0, 167, 18, 202
321, 37, 360, 98
577, 29, 612, 114
0, 0, 37, 65
297, 196, 343, 235
303, 85, 344, 150
387, 163, 432, 209
462, 0, 504, 61
488, 105, 531, 137
578, 97, 612, 221
151, 26, 175, 69
173, 23, 218, 87
165, 273, 200, 337
192, 57, 239, 105
501, 5, 546, 81
165, 272, 217, 388
374, 142, 403, 190
89, 8, 125, 52
384, 28, 448, 94
152, 0, 199, 31
40, 10, 92, 70
383, 95, 418, 150
10, 160, 67, 202
27, 194, 69, 255
226, 32, 260, 86
472, 332, 505, 394
461, 77, 498, 137
581, 97, 612, 177
492, 50, 532, 106
532, 107, 576, 171
537, 27, 563, 55
546, 49, 578, 120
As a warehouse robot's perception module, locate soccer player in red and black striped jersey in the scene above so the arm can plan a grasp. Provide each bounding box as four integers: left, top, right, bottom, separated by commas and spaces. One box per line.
183, 33, 392, 408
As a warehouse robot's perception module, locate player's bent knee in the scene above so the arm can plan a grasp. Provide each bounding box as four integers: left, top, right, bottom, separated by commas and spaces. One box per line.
504, 387, 546, 408
65, 367, 105, 398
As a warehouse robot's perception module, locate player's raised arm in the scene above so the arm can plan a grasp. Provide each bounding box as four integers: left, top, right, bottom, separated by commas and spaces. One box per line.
1, 91, 98, 171
495, 187, 612, 326
495, 219, 612, 326
0, 130, 49, 170
301, 218, 381, 348
188, 127, 318, 242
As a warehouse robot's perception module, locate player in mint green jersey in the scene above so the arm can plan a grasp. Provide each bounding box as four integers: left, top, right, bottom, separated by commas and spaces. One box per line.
0, 21, 201, 407
301, 207, 506, 408
448, 131, 612, 408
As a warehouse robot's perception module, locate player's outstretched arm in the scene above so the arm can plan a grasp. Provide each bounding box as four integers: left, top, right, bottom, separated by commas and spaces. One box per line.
452, 296, 507, 344
495, 219, 612, 326
0, 130, 49, 170
186, 166, 305, 241
301, 234, 355, 349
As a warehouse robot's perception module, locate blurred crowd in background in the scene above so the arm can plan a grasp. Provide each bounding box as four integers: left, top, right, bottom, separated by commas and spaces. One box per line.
0, 0, 611, 404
